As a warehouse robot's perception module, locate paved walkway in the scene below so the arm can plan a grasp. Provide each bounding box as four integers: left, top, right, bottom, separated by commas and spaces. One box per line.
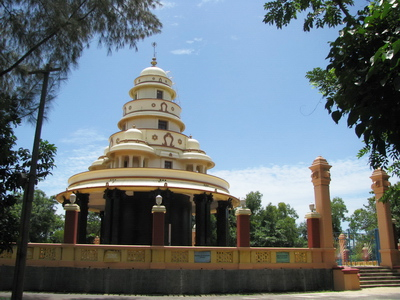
1, 287, 400, 300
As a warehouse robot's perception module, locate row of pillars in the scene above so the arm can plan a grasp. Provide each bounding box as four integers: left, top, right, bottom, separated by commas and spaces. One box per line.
63, 196, 253, 247
305, 156, 400, 268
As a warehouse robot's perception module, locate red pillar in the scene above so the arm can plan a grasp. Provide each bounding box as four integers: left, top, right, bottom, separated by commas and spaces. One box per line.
236, 207, 251, 247
63, 204, 80, 244
152, 205, 166, 246
306, 212, 321, 248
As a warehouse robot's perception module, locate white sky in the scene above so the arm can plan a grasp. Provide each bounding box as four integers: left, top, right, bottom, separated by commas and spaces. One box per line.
15, 0, 397, 226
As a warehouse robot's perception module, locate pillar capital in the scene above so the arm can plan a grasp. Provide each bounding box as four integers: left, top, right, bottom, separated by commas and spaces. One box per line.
305, 211, 321, 219
64, 203, 80, 212
309, 156, 332, 186
370, 168, 391, 197
152, 205, 166, 213
235, 207, 252, 216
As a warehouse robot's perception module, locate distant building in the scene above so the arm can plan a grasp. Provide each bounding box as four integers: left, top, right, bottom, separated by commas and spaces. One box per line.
56, 58, 239, 246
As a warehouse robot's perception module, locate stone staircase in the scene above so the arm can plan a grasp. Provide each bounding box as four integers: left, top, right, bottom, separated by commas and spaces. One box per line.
358, 266, 400, 288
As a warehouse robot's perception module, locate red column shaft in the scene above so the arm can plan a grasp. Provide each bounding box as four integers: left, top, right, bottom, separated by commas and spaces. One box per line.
236, 213, 250, 247
64, 210, 79, 244
307, 217, 321, 248
152, 211, 165, 246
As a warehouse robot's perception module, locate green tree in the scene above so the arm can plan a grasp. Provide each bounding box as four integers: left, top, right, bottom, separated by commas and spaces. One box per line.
86, 211, 101, 244
10, 190, 63, 243
245, 191, 263, 214
1, 0, 162, 120
348, 192, 400, 235
264, 0, 400, 187
0, 101, 56, 252
348, 196, 377, 233
331, 197, 348, 234
245, 191, 306, 247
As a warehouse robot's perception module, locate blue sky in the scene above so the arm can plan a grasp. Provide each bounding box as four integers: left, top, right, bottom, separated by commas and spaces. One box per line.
16, 0, 394, 225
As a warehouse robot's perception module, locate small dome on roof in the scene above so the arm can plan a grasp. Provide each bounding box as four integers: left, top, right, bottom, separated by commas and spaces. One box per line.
125, 126, 143, 140
140, 57, 168, 77
187, 136, 200, 150
140, 66, 167, 77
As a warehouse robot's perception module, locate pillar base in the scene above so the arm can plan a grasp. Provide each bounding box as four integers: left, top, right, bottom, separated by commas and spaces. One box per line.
380, 249, 400, 268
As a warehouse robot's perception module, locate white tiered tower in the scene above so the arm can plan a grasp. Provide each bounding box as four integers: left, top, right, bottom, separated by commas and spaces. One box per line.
57, 58, 239, 246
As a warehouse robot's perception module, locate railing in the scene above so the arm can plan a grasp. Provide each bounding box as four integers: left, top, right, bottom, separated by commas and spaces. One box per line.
334, 230, 381, 267
0, 244, 335, 270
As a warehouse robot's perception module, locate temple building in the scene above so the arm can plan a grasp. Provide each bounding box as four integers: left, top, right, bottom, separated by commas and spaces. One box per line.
56, 58, 240, 247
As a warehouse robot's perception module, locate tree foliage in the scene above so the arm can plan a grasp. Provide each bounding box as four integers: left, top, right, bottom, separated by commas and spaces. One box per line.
86, 212, 101, 244
264, 0, 400, 178
245, 191, 306, 247
0, 101, 56, 252
10, 190, 64, 243
263, 0, 355, 32
349, 192, 400, 235
348, 196, 377, 233
1, 0, 162, 120
331, 197, 348, 234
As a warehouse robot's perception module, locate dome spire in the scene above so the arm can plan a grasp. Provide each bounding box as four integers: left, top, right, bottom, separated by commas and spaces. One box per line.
151, 42, 157, 66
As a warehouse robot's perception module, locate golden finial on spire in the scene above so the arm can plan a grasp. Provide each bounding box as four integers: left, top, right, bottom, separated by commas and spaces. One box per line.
151, 42, 157, 66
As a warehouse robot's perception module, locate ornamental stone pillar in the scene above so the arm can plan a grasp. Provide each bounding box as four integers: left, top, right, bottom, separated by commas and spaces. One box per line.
370, 168, 400, 268
63, 196, 80, 244
309, 156, 335, 265
236, 205, 251, 247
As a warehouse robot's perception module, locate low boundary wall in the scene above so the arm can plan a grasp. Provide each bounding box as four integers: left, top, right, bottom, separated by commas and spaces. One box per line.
0, 244, 336, 294
0, 266, 333, 294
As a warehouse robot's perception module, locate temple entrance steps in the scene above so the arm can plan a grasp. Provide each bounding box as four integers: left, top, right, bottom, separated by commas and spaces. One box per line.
358, 266, 400, 288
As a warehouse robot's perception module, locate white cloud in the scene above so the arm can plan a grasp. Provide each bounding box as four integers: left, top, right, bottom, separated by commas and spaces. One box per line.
230, 35, 239, 41
171, 49, 195, 55
60, 128, 108, 145
197, 0, 224, 7
211, 157, 379, 226
38, 129, 108, 199
186, 38, 203, 44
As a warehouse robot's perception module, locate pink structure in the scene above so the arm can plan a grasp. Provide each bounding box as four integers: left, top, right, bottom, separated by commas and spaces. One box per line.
370, 168, 400, 268
309, 156, 335, 266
